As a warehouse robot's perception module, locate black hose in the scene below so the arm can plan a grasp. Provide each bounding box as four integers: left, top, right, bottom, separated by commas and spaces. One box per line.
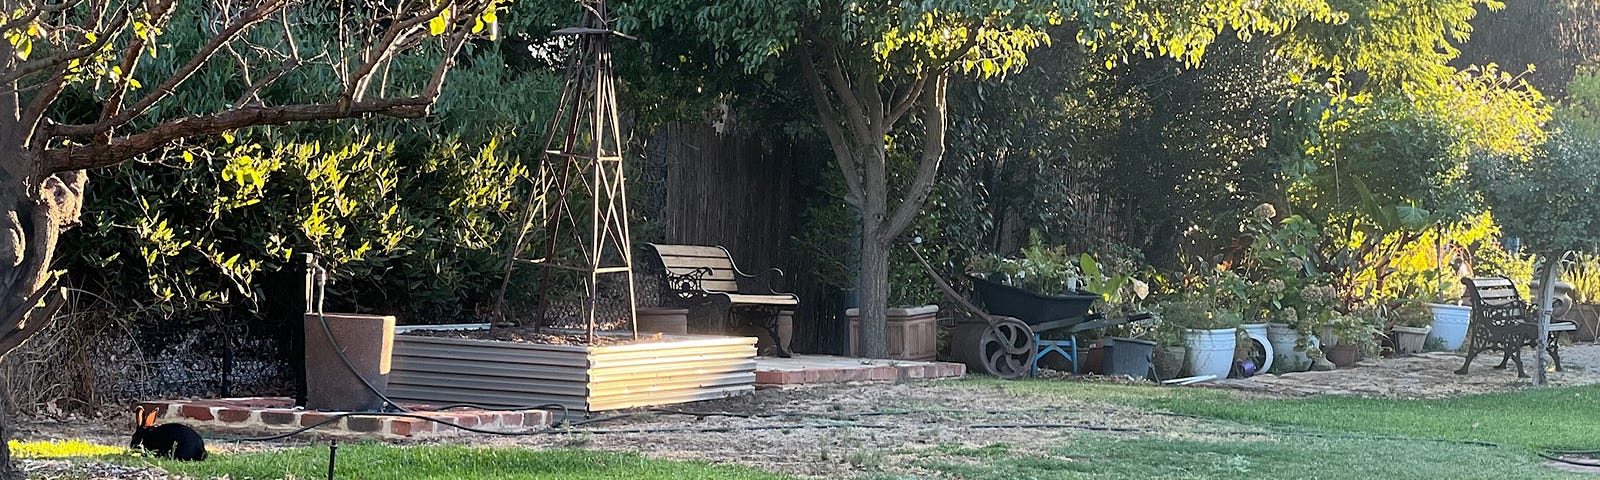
1538, 451, 1600, 467
315, 309, 411, 413
1547, 448, 1600, 455
300, 255, 577, 429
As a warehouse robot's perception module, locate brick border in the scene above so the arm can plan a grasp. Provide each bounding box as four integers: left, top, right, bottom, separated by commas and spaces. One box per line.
134, 397, 555, 440
754, 362, 966, 385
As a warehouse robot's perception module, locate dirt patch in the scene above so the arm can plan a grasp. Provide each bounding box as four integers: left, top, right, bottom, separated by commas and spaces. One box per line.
401, 327, 670, 346
472, 380, 1249, 478
1207, 348, 1600, 398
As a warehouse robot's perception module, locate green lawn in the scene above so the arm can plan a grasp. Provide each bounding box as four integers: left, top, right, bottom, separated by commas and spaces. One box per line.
885, 434, 1587, 480
970, 378, 1600, 450
126, 445, 787, 480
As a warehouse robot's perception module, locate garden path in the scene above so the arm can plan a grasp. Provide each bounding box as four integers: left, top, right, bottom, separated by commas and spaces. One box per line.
1209, 345, 1600, 398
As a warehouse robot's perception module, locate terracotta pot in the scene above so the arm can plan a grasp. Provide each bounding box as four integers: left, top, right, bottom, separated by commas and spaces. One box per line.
1327, 344, 1359, 368
748, 311, 793, 354
1081, 344, 1107, 374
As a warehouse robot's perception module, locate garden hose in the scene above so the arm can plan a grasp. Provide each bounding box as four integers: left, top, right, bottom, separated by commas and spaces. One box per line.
283, 254, 579, 437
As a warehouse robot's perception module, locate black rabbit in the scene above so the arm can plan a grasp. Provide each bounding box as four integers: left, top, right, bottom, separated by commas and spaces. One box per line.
130, 406, 208, 461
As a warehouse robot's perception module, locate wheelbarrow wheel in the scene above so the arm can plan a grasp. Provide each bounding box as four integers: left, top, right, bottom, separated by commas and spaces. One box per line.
951, 317, 1035, 379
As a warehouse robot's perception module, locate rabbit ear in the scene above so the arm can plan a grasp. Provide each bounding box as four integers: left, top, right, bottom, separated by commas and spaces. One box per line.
141, 409, 158, 427
133, 406, 145, 426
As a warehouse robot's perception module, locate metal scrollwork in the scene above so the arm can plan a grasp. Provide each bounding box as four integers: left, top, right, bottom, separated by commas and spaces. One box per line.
666, 267, 713, 301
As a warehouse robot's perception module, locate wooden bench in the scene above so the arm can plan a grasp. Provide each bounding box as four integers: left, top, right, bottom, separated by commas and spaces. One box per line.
1456, 276, 1576, 377
645, 244, 799, 357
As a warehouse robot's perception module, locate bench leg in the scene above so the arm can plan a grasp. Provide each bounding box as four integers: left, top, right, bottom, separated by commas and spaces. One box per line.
1508, 346, 1528, 378
1548, 334, 1565, 372
1455, 341, 1485, 375
757, 315, 792, 358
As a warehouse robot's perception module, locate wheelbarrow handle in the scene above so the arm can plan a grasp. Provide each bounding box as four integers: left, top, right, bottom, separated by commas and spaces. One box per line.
904, 242, 996, 326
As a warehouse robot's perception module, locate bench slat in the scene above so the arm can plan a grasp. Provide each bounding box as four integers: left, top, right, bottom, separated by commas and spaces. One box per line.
699, 280, 740, 292
725, 294, 799, 306
659, 257, 738, 271
1467, 277, 1514, 287
651, 244, 729, 258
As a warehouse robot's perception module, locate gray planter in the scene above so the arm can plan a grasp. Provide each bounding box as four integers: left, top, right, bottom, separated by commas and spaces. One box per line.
389, 325, 756, 412
304, 313, 394, 411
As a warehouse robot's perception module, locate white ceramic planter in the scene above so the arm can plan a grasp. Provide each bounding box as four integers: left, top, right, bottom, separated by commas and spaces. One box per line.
1184, 328, 1237, 378
1426, 303, 1472, 351
1239, 323, 1275, 376
1391, 325, 1432, 355
1266, 323, 1318, 373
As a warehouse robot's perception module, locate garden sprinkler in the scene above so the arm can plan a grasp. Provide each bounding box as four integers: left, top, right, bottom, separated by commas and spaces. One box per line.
327, 439, 338, 480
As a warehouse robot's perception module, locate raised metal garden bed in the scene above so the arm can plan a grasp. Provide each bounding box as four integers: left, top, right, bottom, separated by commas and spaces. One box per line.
388, 324, 757, 412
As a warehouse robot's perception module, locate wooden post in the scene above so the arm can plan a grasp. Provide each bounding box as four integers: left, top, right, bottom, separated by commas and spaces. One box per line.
1534, 256, 1561, 386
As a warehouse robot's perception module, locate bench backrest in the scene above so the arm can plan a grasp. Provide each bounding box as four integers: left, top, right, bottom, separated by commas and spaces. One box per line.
1463, 276, 1529, 324
649, 244, 740, 293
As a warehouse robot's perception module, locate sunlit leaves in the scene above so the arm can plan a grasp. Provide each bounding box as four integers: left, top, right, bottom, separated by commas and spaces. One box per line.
429, 8, 452, 36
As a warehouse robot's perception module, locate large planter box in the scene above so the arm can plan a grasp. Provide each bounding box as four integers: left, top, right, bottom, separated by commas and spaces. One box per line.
1568, 304, 1600, 343
846, 306, 939, 361
388, 324, 756, 412
304, 313, 394, 412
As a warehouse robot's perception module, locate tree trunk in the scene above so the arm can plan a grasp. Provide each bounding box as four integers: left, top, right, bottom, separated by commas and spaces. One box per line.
0, 391, 13, 480
857, 234, 891, 358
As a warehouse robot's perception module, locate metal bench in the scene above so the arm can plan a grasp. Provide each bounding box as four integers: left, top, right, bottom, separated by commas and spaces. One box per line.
646, 244, 798, 357
1456, 276, 1576, 377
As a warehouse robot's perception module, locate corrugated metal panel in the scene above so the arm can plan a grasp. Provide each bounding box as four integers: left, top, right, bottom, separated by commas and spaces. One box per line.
395, 341, 591, 368
588, 384, 753, 411
388, 371, 590, 396
387, 332, 755, 412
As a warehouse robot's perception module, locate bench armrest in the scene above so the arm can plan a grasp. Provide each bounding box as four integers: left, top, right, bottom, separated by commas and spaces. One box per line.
665, 267, 716, 301
737, 268, 788, 295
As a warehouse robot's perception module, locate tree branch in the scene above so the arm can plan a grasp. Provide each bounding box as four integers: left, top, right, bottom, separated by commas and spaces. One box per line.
879, 72, 949, 243
798, 41, 865, 207
0, 284, 65, 358
52, 0, 286, 140
885, 76, 927, 127
343, 0, 454, 103
0, 7, 130, 85
45, 97, 433, 173
809, 31, 872, 145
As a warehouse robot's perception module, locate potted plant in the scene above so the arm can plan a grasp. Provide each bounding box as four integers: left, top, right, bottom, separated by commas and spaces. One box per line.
1385, 300, 1433, 356
1265, 283, 1339, 373
1563, 254, 1600, 342
1407, 268, 1472, 351
1152, 318, 1190, 382
1157, 298, 1241, 379
1322, 313, 1382, 368
1235, 213, 1337, 373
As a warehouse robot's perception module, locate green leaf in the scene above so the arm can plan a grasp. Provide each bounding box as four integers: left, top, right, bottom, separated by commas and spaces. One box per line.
1080, 253, 1101, 279
1394, 206, 1431, 230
